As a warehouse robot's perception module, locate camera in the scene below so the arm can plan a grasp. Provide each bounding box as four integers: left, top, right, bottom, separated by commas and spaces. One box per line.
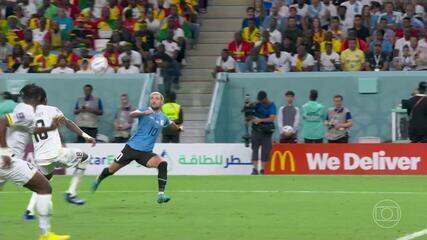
242, 94, 256, 121
241, 94, 256, 147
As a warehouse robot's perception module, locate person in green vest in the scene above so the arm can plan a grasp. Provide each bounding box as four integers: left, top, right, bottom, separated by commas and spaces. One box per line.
302, 89, 326, 143
0, 91, 17, 116
161, 91, 183, 143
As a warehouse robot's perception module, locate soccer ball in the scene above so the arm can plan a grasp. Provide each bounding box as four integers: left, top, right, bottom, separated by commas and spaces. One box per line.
90, 55, 109, 74
282, 125, 295, 135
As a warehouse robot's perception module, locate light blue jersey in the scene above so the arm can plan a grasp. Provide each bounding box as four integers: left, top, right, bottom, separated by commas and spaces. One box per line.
127, 107, 171, 152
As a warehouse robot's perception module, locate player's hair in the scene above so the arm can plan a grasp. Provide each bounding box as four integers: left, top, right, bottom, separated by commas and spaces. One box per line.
309, 89, 318, 101
37, 86, 47, 104
150, 92, 164, 102
84, 84, 93, 90
333, 95, 343, 101
19, 84, 40, 100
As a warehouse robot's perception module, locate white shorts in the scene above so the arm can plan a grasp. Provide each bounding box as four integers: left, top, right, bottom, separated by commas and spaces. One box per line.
37, 148, 85, 176
0, 157, 37, 187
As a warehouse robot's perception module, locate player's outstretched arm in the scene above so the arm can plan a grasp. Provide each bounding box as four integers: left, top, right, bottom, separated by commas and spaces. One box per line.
63, 117, 96, 146
129, 108, 154, 118
0, 117, 9, 148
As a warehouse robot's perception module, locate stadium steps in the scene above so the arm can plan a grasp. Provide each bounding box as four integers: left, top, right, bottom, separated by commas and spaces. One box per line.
204, 5, 248, 19
177, 0, 250, 143
188, 43, 225, 56
198, 31, 235, 44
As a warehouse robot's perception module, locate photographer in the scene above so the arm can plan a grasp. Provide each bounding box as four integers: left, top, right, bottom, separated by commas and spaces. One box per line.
402, 82, 427, 143
325, 95, 353, 143
277, 91, 299, 143
250, 91, 277, 175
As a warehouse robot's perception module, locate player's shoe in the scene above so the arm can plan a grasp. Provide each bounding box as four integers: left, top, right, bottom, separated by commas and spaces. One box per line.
91, 180, 100, 193
38, 232, 70, 240
259, 169, 265, 175
157, 194, 171, 204
64, 193, 85, 205
23, 210, 36, 221
251, 169, 259, 175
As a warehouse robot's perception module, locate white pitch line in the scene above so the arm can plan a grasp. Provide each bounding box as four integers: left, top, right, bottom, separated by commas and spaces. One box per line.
397, 228, 427, 240
1, 190, 427, 195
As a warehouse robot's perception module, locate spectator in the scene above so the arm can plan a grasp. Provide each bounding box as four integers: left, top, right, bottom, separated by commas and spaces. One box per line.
361, 4, 377, 31
350, 14, 370, 41
287, 6, 304, 29
365, 42, 390, 71
322, 0, 338, 21
395, 17, 420, 38
320, 31, 342, 53
76, 59, 93, 73
244, 49, 267, 72
262, 6, 285, 32
320, 42, 340, 71
291, 44, 314, 72
242, 19, 260, 44
228, 31, 252, 62
266, 18, 282, 44
145, 9, 161, 34
312, 17, 325, 41
291, 0, 308, 18
118, 42, 142, 69
242, 7, 260, 28
153, 44, 181, 93
340, 38, 365, 71
50, 21, 63, 49
0, 33, 12, 64
255, 30, 274, 58
250, 90, 276, 175
74, 84, 103, 142
277, 91, 299, 143
342, 30, 368, 52
161, 91, 183, 143
117, 55, 140, 73
402, 81, 427, 143
377, 17, 396, 43
19, 29, 42, 56
0, 91, 17, 116
51, 56, 74, 74
52, 8, 73, 40
281, 36, 296, 54
113, 93, 136, 143
267, 43, 292, 72
6, 44, 23, 72
214, 49, 236, 76
283, 17, 303, 50
302, 89, 326, 143
337, 5, 353, 32
397, 45, 416, 71
378, 2, 402, 25
325, 95, 353, 143
58, 42, 80, 70
329, 16, 344, 40
34, 44, 58, 73
103, 42, 120, 71
32, 17, 50, 46
340, 0, 362, 23
14, 53, 36, 73
395, 29, 412, 56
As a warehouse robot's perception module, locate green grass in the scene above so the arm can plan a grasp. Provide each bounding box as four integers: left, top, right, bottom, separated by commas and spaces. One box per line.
2, 175, 427, 240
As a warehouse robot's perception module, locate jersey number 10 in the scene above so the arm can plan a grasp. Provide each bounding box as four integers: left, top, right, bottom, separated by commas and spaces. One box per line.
34, 119, 49, 142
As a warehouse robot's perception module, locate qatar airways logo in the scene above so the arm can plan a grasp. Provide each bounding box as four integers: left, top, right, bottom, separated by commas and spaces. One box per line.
306, 151, 421, 171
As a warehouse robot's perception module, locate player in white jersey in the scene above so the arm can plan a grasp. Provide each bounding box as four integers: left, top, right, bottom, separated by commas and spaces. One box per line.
23, 86, 96, 219
0, 84, 70, 240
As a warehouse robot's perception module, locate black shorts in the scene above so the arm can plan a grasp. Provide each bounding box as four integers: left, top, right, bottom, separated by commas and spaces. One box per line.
114, 145, 157, 167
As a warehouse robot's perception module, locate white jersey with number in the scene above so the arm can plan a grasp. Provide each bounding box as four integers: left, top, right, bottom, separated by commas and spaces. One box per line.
5, 103, 35, 159
32, 105, 64, 164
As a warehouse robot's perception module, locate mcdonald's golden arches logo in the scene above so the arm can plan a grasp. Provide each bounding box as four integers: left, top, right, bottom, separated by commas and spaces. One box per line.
270, 151, 296, 172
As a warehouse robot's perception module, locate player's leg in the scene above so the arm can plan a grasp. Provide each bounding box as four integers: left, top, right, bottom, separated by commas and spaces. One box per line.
144, 155, 171, 204
1, 158, 70, 239
91, 145, 134, 192
24, 166, 54, 220
63, 149, 89, 205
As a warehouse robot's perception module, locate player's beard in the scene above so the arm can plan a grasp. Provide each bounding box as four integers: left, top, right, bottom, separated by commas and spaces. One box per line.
151, 105, 160, 111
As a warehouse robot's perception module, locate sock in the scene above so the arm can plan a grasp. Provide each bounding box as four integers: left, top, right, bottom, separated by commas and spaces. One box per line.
97, 167, 113, 183
158, 191, 164, 196
26, 192, 38, 215
67, 168, 85, 197
157, 161, 168, 192
35, 194, 52, 236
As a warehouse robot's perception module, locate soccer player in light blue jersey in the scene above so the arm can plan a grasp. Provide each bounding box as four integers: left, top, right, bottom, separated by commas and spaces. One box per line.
91, 92, 179, 203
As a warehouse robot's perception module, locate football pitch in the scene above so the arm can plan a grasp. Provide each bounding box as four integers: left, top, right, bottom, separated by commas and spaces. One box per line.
1, 175, 427, 240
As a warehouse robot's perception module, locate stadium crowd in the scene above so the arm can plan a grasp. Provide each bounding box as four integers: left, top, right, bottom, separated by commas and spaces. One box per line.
215, 0, 427, 74
0, 0, 204, 91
